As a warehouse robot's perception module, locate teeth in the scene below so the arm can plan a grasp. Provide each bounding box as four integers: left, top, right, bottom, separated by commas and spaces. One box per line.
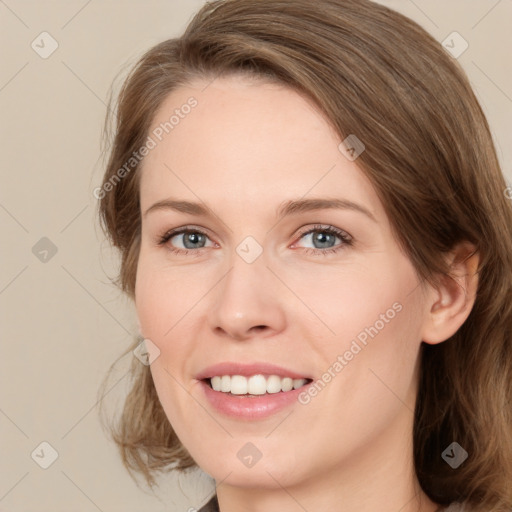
209, 374, 308, 395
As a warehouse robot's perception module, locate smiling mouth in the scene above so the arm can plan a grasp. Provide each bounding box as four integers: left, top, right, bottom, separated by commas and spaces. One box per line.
202, 375, 313, 396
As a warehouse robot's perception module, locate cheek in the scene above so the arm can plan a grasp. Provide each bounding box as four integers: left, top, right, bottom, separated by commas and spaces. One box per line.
288, 256, 419, 351
134, 253, 195, 341
321, 267, 424, 419
135, 263, 166, 340
135, 251, 179, 350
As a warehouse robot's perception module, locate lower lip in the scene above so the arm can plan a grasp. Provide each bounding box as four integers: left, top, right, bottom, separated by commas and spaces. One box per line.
199, 380, 309, 420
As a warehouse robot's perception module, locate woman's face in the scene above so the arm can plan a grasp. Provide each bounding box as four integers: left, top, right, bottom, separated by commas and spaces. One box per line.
135, 75, 431, 491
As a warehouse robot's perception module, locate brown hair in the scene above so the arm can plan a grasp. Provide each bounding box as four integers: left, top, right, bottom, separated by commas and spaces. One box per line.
96, 0, 512, 509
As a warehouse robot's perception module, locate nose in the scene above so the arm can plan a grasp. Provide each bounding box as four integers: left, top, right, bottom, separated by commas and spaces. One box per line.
207, 251, 287, 341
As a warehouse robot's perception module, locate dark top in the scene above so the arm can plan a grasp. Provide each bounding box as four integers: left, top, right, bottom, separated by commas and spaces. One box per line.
197, 494, 220, 512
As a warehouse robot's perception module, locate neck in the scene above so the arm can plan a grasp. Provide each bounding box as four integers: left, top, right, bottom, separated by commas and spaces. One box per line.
215, 405, 440, 512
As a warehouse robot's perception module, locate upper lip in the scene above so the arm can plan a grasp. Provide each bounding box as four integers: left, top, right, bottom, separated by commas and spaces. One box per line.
195, 362, 312, 380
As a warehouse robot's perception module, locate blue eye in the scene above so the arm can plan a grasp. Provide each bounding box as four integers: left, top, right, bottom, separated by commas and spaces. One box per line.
158, 227, 213, 255
293, 224, 353, 256
157, 224, 353, 256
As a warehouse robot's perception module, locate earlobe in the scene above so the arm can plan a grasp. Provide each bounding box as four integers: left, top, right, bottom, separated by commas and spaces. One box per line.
421, 242, 480, 344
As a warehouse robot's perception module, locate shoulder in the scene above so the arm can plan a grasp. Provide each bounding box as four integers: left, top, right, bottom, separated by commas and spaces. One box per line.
197, 494, 219, 512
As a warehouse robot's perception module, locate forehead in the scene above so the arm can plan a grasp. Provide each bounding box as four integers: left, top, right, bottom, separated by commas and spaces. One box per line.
139, 76, 381, 221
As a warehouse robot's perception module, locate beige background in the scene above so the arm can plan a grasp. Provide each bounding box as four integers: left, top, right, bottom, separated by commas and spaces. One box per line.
1, 1, 511, 511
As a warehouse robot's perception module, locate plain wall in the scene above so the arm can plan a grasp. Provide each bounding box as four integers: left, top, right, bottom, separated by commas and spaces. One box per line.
1, 1, 511, 511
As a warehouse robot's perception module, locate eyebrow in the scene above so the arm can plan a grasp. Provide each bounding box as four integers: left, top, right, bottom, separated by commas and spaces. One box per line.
143, 197, 377, 223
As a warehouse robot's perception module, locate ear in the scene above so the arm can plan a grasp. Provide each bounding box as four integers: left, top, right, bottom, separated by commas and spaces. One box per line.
421, 242, 480, 344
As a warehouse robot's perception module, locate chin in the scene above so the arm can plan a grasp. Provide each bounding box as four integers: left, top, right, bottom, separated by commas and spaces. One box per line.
195, 446, 305, 490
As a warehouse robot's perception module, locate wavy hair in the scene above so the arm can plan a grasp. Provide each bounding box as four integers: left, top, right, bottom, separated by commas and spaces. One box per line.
97, 1, 512, 509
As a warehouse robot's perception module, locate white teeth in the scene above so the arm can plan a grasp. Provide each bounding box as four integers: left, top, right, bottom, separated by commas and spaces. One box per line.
208, 374, 308, 395
231, 375, 248, 395
248, 374, 267, 395
211, 376, 222, 392
282, 377, 293, 392
220, 375, 230, 392
266, 375, 282, 394
292, 378, 305, 389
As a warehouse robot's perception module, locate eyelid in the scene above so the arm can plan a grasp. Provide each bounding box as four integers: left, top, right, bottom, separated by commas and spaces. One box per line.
292, 223, 352, 242
158, 225, 216, 246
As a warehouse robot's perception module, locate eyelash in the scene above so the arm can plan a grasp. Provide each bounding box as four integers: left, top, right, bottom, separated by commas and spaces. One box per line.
156, 224, 353, 257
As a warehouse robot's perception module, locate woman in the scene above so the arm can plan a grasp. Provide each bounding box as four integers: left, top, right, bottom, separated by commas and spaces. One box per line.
97, 1, 512, 511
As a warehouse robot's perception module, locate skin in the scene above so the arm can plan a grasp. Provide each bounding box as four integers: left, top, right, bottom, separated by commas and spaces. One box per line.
135, 75, 479, 512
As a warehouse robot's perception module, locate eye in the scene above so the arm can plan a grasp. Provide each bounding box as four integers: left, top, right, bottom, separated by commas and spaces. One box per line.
157, 227, 215, 256
292, 224, 353, 256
